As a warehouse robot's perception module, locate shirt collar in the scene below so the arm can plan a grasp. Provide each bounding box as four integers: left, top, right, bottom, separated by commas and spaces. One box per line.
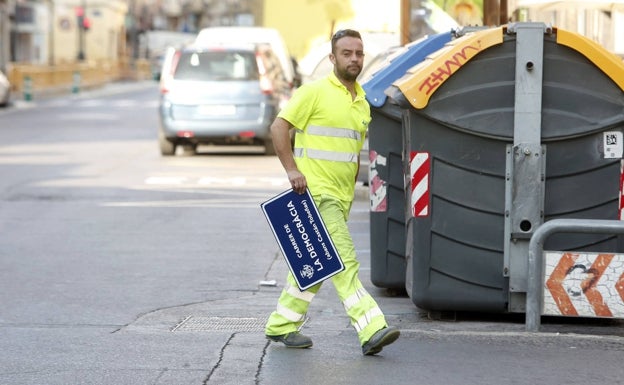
327, 71, 366, 101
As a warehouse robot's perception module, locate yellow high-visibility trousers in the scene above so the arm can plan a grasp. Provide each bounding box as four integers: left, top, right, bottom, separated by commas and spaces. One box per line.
265, 194, 388, 345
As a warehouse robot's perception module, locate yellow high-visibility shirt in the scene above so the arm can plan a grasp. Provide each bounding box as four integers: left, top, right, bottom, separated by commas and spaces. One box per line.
278, 72, 370, 202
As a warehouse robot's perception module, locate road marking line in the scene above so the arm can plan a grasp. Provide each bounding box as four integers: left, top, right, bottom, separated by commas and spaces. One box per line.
145, 176, 188, 185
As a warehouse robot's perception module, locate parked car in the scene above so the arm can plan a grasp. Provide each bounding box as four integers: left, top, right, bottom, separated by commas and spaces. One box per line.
0, 70, 10, 106
195, 26, 301, 88
158, 43, 291, 155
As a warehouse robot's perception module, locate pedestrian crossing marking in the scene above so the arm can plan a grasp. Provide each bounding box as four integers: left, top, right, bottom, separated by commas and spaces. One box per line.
144, 176, 288, 188
145, 176, 188, 185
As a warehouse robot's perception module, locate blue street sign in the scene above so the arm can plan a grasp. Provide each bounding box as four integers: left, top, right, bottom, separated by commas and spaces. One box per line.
261, 189, 344, 290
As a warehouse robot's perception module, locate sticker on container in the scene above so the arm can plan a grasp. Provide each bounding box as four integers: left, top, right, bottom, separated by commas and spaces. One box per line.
369, 150, 387, 212
603, 131, 623, 159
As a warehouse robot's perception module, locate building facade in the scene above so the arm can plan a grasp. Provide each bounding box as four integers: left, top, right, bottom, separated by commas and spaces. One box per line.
0, 0, 128, 68
1, 1, 621, 74
0, 0, 264, 71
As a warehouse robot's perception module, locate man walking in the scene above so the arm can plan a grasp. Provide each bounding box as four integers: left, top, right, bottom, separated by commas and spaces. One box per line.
265, 29, 400, 355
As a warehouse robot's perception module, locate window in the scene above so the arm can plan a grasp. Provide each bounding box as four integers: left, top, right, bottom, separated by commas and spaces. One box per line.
173, 50, 259, 81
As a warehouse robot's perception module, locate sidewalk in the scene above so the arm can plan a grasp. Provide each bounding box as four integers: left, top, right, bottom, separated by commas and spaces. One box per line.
6, 78, 158, 107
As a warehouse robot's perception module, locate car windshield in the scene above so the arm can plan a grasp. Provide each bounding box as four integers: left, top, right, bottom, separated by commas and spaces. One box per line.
174, 50, 259, 81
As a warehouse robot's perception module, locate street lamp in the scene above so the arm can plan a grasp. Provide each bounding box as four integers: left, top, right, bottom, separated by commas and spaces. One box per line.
48, 0, 54, 66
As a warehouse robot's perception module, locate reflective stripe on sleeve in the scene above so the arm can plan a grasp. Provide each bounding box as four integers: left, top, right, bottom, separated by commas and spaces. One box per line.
293, 148, 359, 163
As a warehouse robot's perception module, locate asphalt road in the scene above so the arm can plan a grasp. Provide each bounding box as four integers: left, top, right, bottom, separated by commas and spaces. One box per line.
0, 81, 623, 385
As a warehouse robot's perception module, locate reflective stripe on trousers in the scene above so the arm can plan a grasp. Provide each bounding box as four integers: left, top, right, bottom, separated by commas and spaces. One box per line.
265, 195, 387, 344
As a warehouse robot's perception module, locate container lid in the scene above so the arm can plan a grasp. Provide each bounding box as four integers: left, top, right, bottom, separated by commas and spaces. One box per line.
391, 27, 504, 110
362, 32, 452, 108
390, 24, 624, 110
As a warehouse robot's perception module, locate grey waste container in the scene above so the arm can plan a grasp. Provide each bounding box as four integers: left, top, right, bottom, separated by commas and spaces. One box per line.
386, 23, 624, 313
362, 33, 452, 290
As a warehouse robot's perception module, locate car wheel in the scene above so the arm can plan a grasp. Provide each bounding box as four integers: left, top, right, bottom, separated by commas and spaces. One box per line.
159, 131, 176, 156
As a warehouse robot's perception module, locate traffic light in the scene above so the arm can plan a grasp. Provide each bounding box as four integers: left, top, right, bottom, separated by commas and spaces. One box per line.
75, 6, 90, 31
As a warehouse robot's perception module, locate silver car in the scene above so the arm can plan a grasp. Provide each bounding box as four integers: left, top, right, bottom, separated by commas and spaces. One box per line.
0, 70, 10, 106
158, 43, 291, 155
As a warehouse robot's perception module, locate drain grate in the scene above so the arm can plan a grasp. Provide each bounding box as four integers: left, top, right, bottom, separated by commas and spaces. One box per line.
172, 316, 266, 332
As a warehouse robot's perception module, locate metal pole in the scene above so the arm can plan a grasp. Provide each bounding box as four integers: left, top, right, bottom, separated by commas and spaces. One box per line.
48, 0, 54, 66
484, 0, 500, 26
10, 0, 17, 62
0, 1, 8, 71
500, 0, 509, 24
400, 0, 410, 45
131, 0, 138, 60
77, 0, 85, 61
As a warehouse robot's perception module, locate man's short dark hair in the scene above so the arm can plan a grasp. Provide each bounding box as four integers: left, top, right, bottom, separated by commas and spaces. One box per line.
331, 29, 362, 54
